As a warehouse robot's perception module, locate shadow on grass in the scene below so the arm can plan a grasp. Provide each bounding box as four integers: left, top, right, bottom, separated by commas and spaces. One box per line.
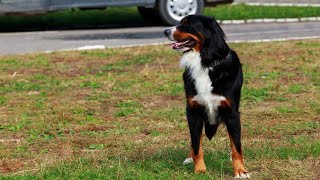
0, 7, 150, 32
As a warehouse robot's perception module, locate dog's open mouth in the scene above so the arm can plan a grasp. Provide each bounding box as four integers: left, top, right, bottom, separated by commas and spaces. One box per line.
172, 38, 196, 50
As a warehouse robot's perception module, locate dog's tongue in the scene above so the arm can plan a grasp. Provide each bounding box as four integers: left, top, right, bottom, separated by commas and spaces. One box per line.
172, 42, 184, 48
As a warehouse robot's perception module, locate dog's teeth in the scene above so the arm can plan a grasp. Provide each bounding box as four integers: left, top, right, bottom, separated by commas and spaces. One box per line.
184, 39, 191, 44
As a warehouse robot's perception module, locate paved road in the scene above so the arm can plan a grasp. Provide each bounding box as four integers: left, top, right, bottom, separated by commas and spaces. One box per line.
0, 21, 320, 55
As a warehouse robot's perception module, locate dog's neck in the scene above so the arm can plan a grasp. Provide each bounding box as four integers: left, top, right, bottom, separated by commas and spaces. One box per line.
181, 50, 231, 69
207, 51, 232, 68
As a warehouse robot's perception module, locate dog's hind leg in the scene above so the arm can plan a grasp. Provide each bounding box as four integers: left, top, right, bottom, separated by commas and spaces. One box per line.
186, 107, 206, 174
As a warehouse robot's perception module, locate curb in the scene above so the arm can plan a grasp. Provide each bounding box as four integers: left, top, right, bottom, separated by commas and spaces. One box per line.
218, 17, 320, 24
228, 36, 320, 43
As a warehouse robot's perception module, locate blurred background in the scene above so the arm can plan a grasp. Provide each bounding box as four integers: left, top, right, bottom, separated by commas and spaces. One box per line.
0, 0, 319, 31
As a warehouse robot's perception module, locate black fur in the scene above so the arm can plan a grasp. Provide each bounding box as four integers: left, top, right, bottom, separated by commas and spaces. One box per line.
179, 15, 243, 155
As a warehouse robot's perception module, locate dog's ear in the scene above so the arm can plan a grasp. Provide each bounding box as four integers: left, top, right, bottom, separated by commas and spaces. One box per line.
200, 17, 229, 66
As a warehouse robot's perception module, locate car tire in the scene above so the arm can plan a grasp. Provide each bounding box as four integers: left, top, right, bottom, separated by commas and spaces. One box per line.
157, 0, 204, 25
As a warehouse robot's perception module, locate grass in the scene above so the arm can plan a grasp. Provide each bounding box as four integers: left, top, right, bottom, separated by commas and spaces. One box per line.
204, 4, 320, 20
0, 4, 320, 31
0, 39, 320, 179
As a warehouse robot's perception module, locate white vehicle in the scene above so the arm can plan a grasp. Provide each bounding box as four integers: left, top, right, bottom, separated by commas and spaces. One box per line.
0, 0, 234, 25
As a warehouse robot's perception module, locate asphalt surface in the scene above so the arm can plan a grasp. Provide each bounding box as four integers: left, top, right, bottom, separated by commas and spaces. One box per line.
0, 21, 320, 55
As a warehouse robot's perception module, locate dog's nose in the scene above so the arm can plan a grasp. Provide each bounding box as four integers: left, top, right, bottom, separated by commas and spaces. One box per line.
164, 29, 170, 37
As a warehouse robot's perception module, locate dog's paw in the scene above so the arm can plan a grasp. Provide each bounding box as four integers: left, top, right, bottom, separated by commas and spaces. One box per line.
234, 171, 250, 179
183, 158, 193, 165
194, 165, 206, 174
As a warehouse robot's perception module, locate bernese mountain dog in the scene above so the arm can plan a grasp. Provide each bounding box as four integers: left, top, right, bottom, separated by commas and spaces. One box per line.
164, 15, 250, 178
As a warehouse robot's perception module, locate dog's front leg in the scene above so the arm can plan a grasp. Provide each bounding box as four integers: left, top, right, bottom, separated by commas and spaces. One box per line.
186, 106, 206, 173
225, 113, 250, 178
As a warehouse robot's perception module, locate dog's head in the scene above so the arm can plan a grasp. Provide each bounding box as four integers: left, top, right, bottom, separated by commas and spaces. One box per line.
164, 15, 229, 63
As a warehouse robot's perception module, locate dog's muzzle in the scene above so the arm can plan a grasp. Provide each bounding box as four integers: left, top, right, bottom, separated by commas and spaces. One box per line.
164, 27, 176, 41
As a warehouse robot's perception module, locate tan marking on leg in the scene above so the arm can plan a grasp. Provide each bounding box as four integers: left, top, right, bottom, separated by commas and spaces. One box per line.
228, 133, 249, 178
192, 135, 206, 174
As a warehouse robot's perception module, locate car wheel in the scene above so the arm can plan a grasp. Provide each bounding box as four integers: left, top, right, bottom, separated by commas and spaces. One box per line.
138, 6, 161, 25
157, 0, 204, 25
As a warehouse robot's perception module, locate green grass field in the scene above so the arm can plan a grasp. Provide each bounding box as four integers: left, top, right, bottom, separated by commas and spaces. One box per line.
0, 4, 320, 31
0, 39, 320, 179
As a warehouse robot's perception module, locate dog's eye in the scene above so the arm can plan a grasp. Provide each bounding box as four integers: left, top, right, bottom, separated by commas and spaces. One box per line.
180, 22, 188, 28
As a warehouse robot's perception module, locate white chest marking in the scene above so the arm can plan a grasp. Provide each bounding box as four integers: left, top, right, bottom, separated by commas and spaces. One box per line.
180, 51, 226, 124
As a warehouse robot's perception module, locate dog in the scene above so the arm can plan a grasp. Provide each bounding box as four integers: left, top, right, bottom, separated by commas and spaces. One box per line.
164, 15, 249, 178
